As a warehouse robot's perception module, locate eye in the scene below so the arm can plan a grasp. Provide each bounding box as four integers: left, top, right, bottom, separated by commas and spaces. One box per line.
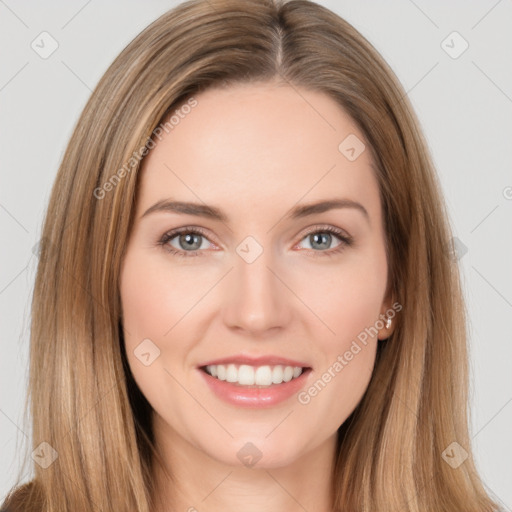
158, 225, 353, 258
295, 225, 353, 258
158, 226, 215, 258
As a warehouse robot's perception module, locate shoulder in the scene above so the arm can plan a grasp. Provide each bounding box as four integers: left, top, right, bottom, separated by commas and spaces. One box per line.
1, 480, 43, 512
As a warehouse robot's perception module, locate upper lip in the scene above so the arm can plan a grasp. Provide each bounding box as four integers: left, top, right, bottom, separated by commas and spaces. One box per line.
198, 354, 311, 368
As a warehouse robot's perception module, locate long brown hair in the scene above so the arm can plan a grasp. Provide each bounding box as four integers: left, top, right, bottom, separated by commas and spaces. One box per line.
2, 0, 499, 510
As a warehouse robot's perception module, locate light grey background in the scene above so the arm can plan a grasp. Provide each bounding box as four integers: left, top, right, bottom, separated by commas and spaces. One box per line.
1, 0, 511, 508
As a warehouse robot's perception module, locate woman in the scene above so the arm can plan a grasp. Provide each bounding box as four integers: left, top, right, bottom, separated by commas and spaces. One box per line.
1, 0, 500, 510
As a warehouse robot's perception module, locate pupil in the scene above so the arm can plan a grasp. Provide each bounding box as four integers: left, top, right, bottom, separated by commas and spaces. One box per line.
180, 233, 201, 250
311, 233, 330, 250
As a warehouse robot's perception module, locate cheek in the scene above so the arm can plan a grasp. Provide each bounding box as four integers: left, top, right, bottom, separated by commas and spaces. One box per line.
299, 281, 380, 428
119, 249, 204, 342
119, 247, 220, 390
119, 251, 196, 421
119, 250, 184, 376
297, 249, 388, 349
292, 250, 385, 422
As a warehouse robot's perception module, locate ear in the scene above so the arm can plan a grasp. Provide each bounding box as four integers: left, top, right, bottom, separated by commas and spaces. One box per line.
377, 290, 400, 341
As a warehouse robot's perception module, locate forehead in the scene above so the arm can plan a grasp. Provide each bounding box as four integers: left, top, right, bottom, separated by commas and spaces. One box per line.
137, 82, 381, 224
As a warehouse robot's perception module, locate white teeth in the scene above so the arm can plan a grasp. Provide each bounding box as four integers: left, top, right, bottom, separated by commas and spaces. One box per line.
283, 366, 294, 382
216, 364, 226, 381
226, 364, 237, 383
238, 365, 255, 385
254, 365, 272, 385
204, 364, 304, 386
272, 365, 283, 384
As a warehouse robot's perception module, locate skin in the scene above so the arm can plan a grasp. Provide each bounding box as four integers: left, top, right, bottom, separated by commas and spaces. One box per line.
119, 81, 395, 512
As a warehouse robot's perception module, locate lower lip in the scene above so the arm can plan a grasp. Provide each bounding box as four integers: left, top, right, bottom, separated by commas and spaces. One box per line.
198, 368, 311, 408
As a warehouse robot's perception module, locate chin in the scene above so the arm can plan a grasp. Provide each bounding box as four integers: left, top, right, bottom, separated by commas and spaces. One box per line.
202, 432, 308, 470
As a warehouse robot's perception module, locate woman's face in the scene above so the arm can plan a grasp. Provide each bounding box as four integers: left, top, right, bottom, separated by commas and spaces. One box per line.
119, 81, 394, 469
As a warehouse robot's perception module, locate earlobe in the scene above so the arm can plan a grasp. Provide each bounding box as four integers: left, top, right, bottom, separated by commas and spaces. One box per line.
377, 297, 399, 340
379, 315, 394, 340
376, 315, 389, 341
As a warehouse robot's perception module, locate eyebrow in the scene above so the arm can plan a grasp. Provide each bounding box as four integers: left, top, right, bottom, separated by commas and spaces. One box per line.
141, 198, 369, 223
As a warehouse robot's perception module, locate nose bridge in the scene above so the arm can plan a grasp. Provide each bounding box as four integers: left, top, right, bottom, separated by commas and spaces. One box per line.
222, 236, 291, 333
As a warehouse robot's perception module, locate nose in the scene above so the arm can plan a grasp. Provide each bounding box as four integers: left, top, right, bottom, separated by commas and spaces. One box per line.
222, 245, 292, 335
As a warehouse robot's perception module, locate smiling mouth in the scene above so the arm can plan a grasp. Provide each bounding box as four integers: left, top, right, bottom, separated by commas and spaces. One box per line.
200, 363, 311, 387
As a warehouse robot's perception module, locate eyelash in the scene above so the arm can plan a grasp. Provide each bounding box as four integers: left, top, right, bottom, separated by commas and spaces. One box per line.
157, 225, 353, 259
